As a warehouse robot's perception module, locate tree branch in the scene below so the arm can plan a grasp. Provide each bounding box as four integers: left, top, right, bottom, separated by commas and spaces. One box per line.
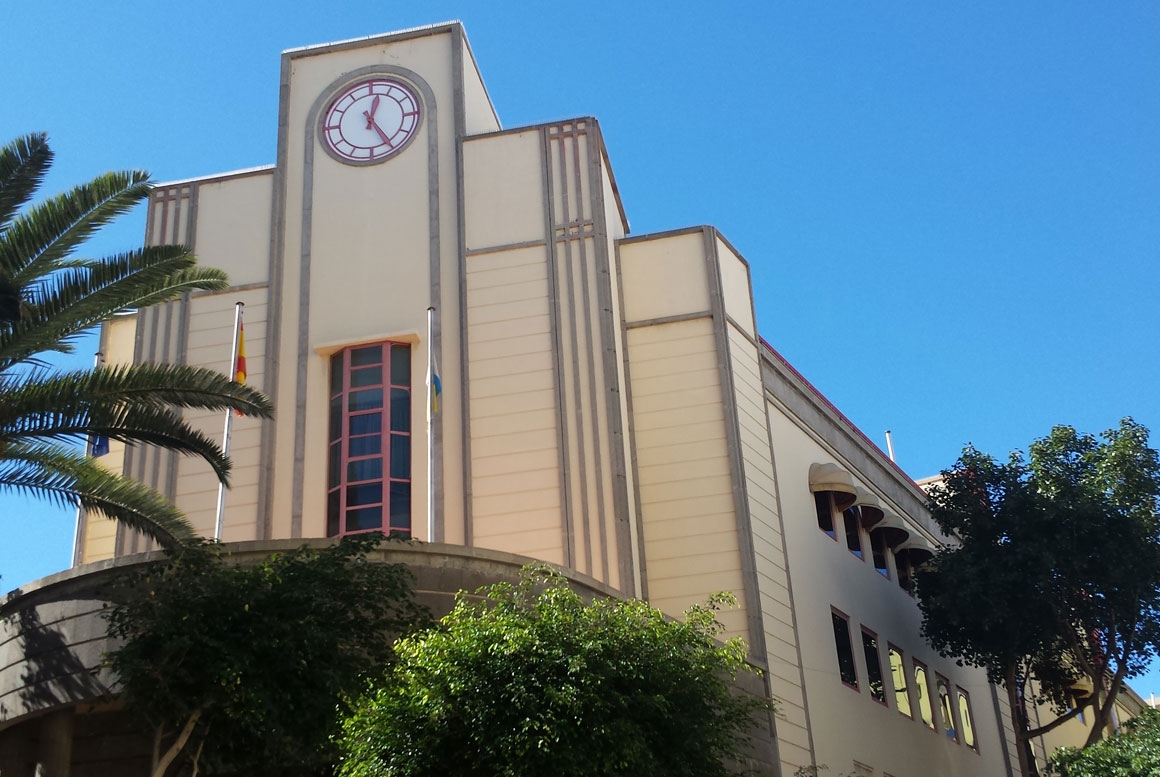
1023, 703, 1087, 739
151, 705, 209, 777
1085, 661, 1131, 748
1064, 622, 1097, 680
189, 731, 207, 777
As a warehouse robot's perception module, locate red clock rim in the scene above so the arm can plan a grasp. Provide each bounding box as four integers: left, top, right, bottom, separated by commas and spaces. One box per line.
319, 77, 423, 165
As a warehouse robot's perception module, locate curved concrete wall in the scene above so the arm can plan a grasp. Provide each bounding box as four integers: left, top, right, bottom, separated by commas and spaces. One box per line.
0, 540, 776, 776
0, 539, 621, 725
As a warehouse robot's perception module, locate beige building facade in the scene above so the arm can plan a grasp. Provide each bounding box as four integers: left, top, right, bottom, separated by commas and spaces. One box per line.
5, 22, 1051, 776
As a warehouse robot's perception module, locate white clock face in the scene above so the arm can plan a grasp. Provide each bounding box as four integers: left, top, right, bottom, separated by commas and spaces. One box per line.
321, 78, 421, 164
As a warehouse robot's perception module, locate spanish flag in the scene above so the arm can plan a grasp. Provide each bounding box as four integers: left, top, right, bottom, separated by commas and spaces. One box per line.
233, 314, 246, 416
235, 317, 247, 384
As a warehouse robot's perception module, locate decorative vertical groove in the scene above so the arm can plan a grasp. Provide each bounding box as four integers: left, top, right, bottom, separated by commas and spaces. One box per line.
703, 227, 768, 662
763, 385, 813, 768
554, 127, 593, 576
541, 127, 574, 569
612, 238, 648, 600
586, 123, 634, 594
256, 53, 292, 541
452, 27, 473, 547
166, 182, 197, 509
571, 123, 609, 584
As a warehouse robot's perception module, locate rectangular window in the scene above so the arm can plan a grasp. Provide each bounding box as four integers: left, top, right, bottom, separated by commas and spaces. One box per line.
937, 674, 958, 742
870, 530, 890, 577
815, 492, 836, 538
861, 629, 886, 703
843, 507, 864, 559
957, 687, 977, 751
914, 661, 935, 729
327, 342, 412, 538
831, 610, 858, 690
896, 551, 913, 593
888, 645, 911, 717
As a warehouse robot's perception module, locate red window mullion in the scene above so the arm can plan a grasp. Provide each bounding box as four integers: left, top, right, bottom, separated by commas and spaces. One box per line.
328, 341, 411, 538
381, 343, 391, 525
338, 349, 351, 526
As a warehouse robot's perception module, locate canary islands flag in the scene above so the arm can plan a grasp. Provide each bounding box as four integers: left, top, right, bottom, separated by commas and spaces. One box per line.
427, 350, 442, 421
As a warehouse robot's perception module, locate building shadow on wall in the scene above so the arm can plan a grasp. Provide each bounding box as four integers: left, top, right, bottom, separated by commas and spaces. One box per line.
11, 601, 111, 714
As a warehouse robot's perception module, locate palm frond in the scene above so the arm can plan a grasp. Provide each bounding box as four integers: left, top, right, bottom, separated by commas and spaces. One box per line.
0, 247, 228, 365
0, 133, 51, 231
0, 134, 270, 551
0, 441, 197, 548
0, 363, 273, 417
0, 168, 151, 283
0, 400, 233, 484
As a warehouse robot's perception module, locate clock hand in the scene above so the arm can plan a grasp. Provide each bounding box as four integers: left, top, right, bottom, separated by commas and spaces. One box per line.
366, 117, 394, 148
363, 95, 381, 130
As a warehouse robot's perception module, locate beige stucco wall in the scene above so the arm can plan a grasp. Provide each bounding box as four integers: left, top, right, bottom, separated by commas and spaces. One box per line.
463, 130, 545, 248
193, 171, 273, 287
461, 121, 636, 595
619, 231, 749, 639
466, 243, 564, 564
619, 231, 711, 322
459, 32, 501, 138
256, 27, 469, 546
718, 238, 755, 336
766, 393, 1009, 777
728, 322, 811, 773
78, 313, 139, 564
626, 316, 746, 637
174, 287, 268, 541
285, 45, 441, 541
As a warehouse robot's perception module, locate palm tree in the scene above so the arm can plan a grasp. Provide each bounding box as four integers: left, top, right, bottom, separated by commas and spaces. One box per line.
0, 133, 272, 548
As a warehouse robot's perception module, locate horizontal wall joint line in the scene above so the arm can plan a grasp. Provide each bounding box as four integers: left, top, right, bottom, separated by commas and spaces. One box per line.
625, 311, 713, 330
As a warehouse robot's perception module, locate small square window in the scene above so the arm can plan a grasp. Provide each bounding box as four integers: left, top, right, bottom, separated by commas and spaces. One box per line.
957, 687, 978, 751
888, 645, 912, 718
815, 492, 836, 538
831, 610, 858, 690
937, 674, 958, 742
870, 530, 890, 577
861, 630, 886, 704
914, 661, 935, 729
844, 507, 864, 559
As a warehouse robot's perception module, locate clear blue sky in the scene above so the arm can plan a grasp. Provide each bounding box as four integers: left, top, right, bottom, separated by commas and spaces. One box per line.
2, 2, 1158, 699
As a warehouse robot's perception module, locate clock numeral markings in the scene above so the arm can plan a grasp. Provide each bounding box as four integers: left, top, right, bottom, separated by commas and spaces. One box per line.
323, 78, 420, 163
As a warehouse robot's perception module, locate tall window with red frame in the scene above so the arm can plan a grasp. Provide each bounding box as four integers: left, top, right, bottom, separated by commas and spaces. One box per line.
327, 342, 411, 538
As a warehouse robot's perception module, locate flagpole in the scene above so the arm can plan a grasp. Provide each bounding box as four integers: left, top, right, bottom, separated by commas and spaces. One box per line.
214, 301, 244, 541
426, 306, 435, 544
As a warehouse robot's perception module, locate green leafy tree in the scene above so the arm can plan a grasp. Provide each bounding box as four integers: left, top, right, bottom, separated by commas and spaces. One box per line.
337, 565, 770, 777
104, 534, 431, 777
0, 133, 271, 547
918, 419, 1160, 777
1050, 709, 1160, 777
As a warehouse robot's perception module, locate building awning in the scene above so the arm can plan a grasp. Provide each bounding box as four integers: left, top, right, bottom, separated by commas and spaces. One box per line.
808, 463, 858, 511
872, 510, 911, 547
872, 524, 911, 549
895, 545, 935, 568
853, 488, 885, 528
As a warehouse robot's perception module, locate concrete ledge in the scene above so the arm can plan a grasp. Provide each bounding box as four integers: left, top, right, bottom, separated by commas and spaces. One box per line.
0, 540, 618, 728
0, 540, 777, 775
